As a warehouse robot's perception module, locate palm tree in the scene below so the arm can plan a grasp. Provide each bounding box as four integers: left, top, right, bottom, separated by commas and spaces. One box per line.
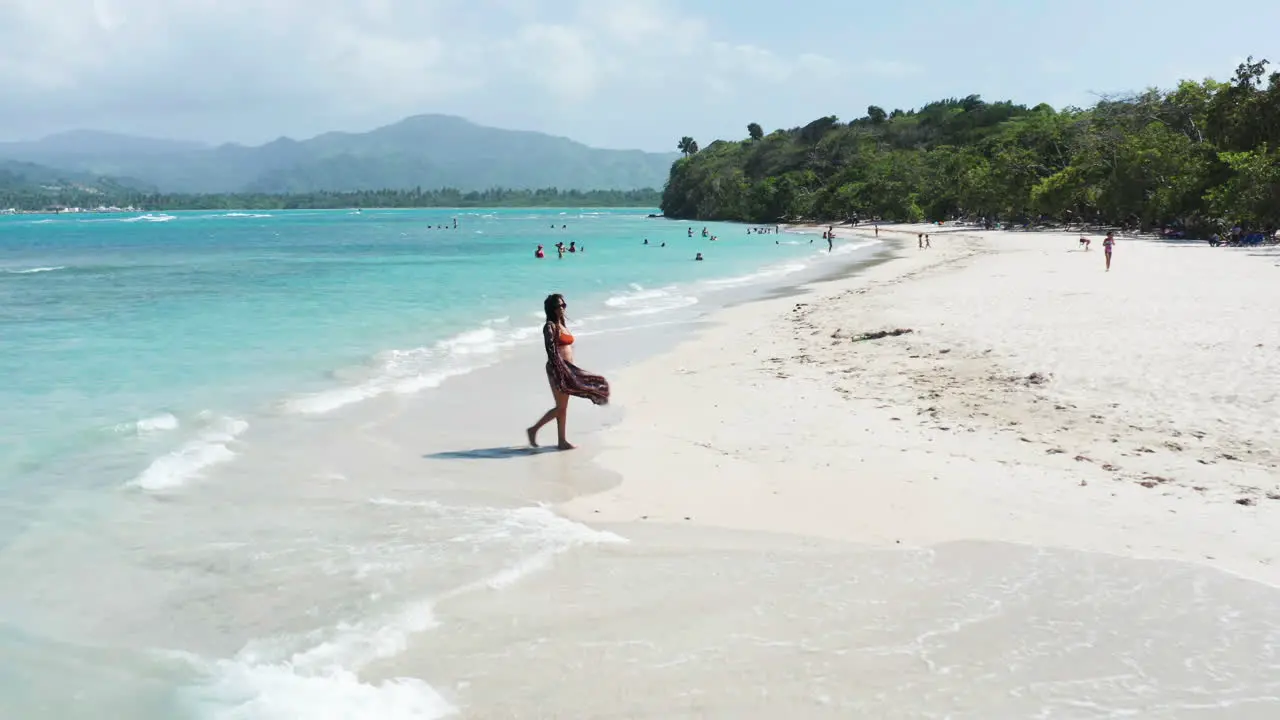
678, 136, 699, 156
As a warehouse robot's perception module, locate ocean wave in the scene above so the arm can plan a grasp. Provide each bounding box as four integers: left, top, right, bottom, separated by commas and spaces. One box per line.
28, 218, 55, 225
604, 284, 699, 316
285, 319, 540, 415
2, 265, 66, 275
368, 498, 627, 551
120, 213, 176, 223
221, 212, 273, 219
114, 412, 180, 435
826, 239, 882, 256
190, 661, 453, 720
128, 416, 248, 490
179, 501, 621, 719
701, 261, 810, 288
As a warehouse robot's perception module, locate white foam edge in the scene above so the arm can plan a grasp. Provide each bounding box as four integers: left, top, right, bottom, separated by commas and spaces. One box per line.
167, 501, 622, 719
126, 417, 248, 490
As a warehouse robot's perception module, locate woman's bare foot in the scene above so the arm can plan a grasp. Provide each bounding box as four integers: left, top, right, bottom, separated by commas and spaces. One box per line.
557, 441, 576, 450
527, 427, 538, 447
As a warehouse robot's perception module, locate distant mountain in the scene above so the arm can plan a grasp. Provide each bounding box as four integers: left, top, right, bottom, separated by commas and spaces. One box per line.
0, 116, 678, 193
0, 159, 150, 193
8, 130, 208, 156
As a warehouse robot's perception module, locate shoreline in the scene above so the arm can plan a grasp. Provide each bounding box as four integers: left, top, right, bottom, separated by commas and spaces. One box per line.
6, 221, 1279, 717
560, 223, 1280, 587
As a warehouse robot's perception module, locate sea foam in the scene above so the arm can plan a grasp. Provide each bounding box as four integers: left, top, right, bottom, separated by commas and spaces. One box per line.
189, 660, 455, 720
128, 416, 248, 490
284, 320, 538, 415
604, 284, 699, 316
120, 213, 176, 223
183, 501, 621, 719
2, 266, 66, 274
115, 412, 180, 435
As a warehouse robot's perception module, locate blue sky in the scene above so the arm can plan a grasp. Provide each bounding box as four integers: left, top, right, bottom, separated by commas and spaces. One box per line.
1, 0, 1277, 152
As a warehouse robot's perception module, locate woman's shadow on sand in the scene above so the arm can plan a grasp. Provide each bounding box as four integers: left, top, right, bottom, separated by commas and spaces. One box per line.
425, 446, 558, 460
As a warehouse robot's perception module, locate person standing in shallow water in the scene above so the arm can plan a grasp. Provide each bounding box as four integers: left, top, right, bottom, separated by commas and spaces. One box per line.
527, 294, 610, 450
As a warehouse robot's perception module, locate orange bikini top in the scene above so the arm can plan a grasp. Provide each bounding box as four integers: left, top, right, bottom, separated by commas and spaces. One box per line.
558, 330, 574, 346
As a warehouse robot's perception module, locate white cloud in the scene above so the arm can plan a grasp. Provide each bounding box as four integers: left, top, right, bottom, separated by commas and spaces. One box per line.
508, 23, 600, 101
0, 0, 900, 150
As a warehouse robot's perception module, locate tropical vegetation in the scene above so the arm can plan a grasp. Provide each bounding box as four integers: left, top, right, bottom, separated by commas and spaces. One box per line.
661, 58, 1280, 233
0, 185, 661, 212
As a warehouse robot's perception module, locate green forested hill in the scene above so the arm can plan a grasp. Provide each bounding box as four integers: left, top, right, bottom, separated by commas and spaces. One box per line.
0, 160, 153, 209
0, 182, 660, 212
661, 58, 1280, 232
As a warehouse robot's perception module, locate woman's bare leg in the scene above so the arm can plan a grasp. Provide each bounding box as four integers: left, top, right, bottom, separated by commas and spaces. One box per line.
554, 390, 574, 449
528, 385, 561, 447
1105, 252, 1112, 271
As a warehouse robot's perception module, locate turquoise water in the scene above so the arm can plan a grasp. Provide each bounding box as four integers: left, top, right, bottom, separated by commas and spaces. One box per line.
0, 207, 878, 718
0, 209, 847, 499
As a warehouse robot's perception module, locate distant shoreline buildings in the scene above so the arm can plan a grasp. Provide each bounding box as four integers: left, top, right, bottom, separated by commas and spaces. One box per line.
1, 205, 140, 216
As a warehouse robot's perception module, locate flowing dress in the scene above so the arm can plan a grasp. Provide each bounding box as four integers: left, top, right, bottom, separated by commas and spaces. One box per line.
543, 321, 610, 405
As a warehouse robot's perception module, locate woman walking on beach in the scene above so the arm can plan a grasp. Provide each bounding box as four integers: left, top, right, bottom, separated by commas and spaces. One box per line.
1103, 231, 1115, 271
527, 293, 610, 449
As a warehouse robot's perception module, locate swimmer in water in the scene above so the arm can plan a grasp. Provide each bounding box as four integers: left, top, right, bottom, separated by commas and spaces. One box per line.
695, 252, 703, 261
535, 244, 544, 258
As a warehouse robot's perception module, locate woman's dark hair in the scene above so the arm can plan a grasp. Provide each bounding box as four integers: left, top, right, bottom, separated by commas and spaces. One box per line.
543, 293, 566, 325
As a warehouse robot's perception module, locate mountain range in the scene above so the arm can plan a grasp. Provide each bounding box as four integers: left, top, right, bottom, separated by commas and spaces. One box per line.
0, 116, 678, 194
0, 159, 149, 194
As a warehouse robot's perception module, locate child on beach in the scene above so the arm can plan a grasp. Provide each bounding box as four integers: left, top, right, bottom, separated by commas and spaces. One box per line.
1102, 232, 1115, 271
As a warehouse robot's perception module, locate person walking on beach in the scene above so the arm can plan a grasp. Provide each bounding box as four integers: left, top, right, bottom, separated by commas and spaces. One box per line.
1103, 231, 1115, 271
827, 232, 833, 253
527, 294, 610, 450
925, 234, 931, 248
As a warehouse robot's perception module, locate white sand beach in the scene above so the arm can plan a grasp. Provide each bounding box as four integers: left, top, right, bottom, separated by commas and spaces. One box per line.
563, 225, 1280, 584
405, 224, 1280, 718
32, 223, 1276, 719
